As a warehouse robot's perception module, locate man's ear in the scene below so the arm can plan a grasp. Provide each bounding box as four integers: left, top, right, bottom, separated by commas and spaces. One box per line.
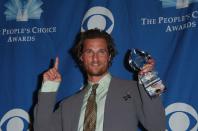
108, 55, 111, 61
80, 55, 83, 62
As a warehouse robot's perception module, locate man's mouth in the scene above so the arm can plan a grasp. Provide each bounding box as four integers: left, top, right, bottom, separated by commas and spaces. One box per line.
92, 64, 99, 66
91, 63, 100, 66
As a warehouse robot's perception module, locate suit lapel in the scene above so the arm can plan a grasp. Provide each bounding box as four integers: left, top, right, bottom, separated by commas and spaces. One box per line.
71, 87, 88, 131
103, 77, 121, 131
103, 77, 134, 131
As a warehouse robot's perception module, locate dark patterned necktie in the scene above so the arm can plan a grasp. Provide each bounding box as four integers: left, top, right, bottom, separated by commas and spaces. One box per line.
83, 84, 99, 131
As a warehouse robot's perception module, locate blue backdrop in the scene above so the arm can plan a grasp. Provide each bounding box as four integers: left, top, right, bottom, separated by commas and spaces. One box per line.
0, 0, 197, 130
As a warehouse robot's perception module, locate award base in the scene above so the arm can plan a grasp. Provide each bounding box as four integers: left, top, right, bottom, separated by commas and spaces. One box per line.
139, 71, 165, 97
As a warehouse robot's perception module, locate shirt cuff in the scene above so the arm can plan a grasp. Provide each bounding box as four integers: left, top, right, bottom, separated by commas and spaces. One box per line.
40, 81, 60, 92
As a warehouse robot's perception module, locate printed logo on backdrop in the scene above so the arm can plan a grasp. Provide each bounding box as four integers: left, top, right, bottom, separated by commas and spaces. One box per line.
160, 0, 198, 9
140, 1, 198, 32
81, 6, 114, 34
165, 102, 198, 131
4, 0, 43, 21
0, 108, 30, 131
0, 26, 57, 43
1, 0, 57, 44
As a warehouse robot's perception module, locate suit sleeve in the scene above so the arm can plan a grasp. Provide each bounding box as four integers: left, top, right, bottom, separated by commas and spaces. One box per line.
33, 92, 62, 131
133, 83, 166, 131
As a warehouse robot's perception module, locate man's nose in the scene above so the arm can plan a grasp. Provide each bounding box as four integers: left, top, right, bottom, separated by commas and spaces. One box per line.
92, 52, 99, 61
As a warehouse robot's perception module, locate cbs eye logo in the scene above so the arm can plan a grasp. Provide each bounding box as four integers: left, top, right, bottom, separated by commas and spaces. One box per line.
165, 103, 198, 131
0, 108, 30, 131
81, 6, 114, 34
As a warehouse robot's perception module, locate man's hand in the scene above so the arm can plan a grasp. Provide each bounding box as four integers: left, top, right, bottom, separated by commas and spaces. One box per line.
43, 57, 62, 82
139, 58, 155, 75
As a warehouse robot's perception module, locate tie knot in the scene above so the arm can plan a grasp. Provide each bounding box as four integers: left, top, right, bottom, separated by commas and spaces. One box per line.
92, 84, 99, 91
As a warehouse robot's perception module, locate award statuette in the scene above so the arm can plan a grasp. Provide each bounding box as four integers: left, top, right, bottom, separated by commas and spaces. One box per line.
128, 49, 165, 97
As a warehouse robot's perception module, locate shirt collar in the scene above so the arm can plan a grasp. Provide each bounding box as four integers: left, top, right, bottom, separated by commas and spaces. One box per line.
85, 73, 111, 100
87, 73, 112, 89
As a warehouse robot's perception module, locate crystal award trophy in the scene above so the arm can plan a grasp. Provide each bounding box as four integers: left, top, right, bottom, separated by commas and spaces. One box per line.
128, 49, 165, 97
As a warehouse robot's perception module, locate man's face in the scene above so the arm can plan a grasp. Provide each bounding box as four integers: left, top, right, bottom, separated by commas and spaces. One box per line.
80, 38, 111, 77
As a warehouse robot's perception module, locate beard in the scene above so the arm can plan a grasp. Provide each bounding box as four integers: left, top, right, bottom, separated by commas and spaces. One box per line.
87, 69, 107, 76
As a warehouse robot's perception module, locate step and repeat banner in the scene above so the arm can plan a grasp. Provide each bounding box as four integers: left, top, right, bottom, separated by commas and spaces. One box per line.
0, 0, 197, 130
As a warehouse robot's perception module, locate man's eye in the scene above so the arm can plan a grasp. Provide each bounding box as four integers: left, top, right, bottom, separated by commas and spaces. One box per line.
98, 50, 107, 55
84, 50, 93, 54
83, 50, 94, 56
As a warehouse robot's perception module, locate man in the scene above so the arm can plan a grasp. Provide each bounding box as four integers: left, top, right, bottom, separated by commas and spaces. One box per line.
34, 29, 166, 131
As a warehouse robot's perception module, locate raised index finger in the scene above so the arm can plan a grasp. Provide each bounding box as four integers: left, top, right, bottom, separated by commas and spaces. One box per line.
54, 57, 59, 70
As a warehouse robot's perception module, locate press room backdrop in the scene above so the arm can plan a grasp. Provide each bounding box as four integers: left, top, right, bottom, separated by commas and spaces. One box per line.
0, 0, 197, 130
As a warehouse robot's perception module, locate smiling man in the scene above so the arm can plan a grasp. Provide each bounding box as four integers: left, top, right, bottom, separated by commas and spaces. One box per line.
34, 29, 166, 131
80, 38, 111, 82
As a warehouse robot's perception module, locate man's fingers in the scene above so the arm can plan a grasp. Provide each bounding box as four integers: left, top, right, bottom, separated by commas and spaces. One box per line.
49, 68, 57, 75
142, 64, 153, 71
43, 72, 52, 81
43, 73, 49, 81
43, 57, 62, 82
147, 58, 155, 66
43, 70, 59, 81
54, 57, 59, 70
139, 58, 155, 75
